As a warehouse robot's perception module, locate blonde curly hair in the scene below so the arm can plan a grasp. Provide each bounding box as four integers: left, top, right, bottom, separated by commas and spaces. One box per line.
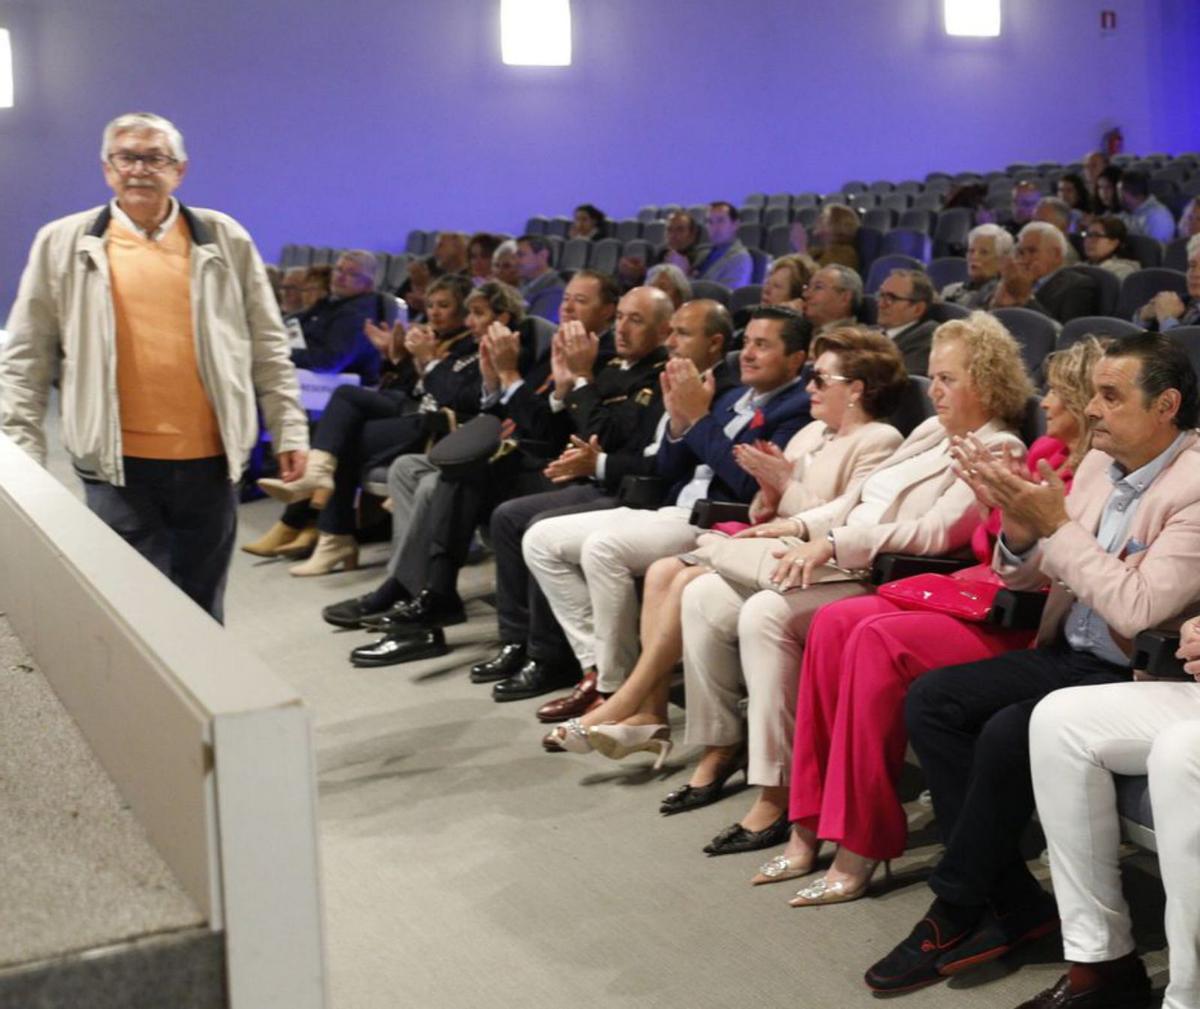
931, 312, 1035, 429
1044, 336, 1109, 469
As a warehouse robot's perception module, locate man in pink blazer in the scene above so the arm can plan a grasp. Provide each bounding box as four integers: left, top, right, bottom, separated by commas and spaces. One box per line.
867, 332, 1200, 1000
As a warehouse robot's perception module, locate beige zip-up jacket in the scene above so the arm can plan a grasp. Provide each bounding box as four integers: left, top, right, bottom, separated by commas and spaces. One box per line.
0, 202, 309, 485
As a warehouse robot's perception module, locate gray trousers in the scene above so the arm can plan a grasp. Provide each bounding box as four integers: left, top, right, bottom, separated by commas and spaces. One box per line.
385, 453, 441, 595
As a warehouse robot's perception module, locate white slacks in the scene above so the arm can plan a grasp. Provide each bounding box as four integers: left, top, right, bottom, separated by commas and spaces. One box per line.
1030, 682, 1200, 1009
680, 571, 868, 786
522, 506, 700, 692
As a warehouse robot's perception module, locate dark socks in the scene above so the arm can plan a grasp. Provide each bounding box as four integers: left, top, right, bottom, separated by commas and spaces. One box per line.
1067, 953, 1145, 993
363, 578, 409, 611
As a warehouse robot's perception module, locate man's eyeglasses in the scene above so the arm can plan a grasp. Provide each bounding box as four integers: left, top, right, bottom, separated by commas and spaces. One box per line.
107, 151, 178, 173
809, 371, 851, 391
1083, 231, 1112, 240
876, 291, 919, 306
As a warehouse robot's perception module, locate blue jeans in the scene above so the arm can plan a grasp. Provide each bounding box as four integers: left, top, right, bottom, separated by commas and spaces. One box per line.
83, 456, 237, 623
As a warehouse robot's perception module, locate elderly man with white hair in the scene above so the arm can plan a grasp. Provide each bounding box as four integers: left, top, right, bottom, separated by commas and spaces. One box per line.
990, 221, 1098, 323
943, 224, 1013, 309
0, 111, 308, 622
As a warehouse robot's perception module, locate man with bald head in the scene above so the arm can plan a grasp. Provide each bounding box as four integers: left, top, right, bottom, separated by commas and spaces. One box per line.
527, 301, 813, 721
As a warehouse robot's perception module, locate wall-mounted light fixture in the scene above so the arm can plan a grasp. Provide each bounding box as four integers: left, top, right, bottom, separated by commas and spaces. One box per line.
944, 0, 1001, 37
0, 29, 13, 108
501, 0, 571, 66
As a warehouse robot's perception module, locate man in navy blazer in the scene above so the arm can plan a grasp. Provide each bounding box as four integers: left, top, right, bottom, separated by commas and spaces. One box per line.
523, 304, 812, 720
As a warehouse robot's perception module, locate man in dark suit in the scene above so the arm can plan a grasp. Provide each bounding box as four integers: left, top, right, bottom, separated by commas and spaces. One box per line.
876, 269, 938, 376
990, 222, 1097, 323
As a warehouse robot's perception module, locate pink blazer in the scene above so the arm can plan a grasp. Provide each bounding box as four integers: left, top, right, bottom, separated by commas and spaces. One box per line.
994, 430, 1200, 653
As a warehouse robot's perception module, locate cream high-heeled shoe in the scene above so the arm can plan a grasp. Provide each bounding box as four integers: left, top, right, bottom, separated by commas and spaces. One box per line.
543, 718, 593, 754
788, 859, 891, 907
751, 851, 817, 887
586, 723, 672, 770
273, 524, 319, 558
257, 449, 336, 507
241, 521, 304, 557
288, 532, 358, 576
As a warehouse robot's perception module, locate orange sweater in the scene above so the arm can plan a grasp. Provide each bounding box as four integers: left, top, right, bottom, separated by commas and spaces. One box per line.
108, 216, 223, 459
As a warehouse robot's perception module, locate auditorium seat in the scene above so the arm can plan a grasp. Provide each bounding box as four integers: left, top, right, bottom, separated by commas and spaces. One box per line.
925, 301, 970, 323
927, 256, 968, 291
856, 226, 885, 277
613, 219, 641, 242
880, 228, 932, 262
863, 207, 895, 233
932, 207, 973, 257
524, 216, 549, 235
763, 206, 791, 229
1057, 315, 1142, 350
547, 217, 572, 238
765, 224, 792, 258
559, 238, 592, 272
738, 206, 761, 225
641, 221, 667, 246
621, 238, 655, 265
404, 230, 428, 255
636, 206, 658, 224
793, 192, 819, 207
730, 285, 762, 315
1164, 237, 1191, 273
1068, 265, 1121, 317
793, 206, 820, 230
1116, 268, 1189, 319
737, 223, 765, 249
880, 192, 911, 214
1168, 326, 1200, 378
991, 307, 1060, 375
747, 248, 770, 284
864, 252, 923, 293
912, 191, 946, 213
690, 280, 733, 307
899, 209, 933, 235
1125, 234, 1164, 269
590, 238, 621, 276
841, 180, 868, 195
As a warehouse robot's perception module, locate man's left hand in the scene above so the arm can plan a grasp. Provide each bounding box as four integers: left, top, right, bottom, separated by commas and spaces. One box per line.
278, 450, 308, 483
544, 435, 602, 483
981, 457, 1070, 542
664, 357, 715, 433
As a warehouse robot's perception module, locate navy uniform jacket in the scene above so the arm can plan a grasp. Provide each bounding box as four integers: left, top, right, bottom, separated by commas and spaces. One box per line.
291, 291, 392, 383
656, 371, 812, 504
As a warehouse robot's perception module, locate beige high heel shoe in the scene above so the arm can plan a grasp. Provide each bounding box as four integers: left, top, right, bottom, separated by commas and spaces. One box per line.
289, 533, 358, 576
788, 859, 891, 907
241, 521, 304, 557
586, 723, 672, 770
273, 524, 319, 558
751, 851, 817, 887
257, 449, 337, 507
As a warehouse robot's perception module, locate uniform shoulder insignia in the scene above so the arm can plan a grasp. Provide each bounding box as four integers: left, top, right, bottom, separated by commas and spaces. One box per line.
452, 353, 479, 372
605, 358, 623, 368
634, 388, 654, 406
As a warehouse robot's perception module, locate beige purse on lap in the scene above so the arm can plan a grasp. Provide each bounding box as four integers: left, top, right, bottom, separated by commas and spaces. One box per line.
705, 536, 864, 593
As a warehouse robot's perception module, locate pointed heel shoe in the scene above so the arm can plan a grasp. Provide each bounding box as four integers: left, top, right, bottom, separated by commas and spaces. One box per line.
788, 860, 891, 907
586, 723, 673, 770
750, 849, 819, 886
658, 745, 748, 815
289, 532, 359, 576
257, 448, 337, 506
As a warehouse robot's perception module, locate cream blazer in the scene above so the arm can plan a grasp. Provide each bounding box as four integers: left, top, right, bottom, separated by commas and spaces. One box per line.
749, 419, 903, 523
994, 430, 1200, 652
792, 415, 1026, 571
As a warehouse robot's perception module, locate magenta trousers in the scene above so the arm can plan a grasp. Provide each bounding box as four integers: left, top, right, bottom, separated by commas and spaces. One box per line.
787, 595, 1031, 860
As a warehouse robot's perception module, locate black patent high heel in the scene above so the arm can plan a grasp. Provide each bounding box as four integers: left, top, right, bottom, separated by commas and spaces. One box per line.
659, 743, 748, 815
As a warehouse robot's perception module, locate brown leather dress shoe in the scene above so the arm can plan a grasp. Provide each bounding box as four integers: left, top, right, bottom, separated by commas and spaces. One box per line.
535, 669, 610, 723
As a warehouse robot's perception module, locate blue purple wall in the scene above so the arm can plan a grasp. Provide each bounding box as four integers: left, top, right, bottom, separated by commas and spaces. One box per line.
1, 0, 1197, 315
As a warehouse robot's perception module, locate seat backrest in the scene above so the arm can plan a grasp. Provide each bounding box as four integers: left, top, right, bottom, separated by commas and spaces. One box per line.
1116, 267, 1189, 319
730, 285, 763, 317
886, 375, 934, 437
763, 206, 791, 229
404, 230, 427, 255
1125, 234, 1164, 269
881, 192, 911, 214
690, 280, 733, 307
869, 180, 896, 194
766, 193, 793, 208
614, 219, 641, 243
1057, 315, 1142, 351
851, 191, 880, 209
526, 315, 557, 361
590, 237, 621, 276
864, 207, 896, 233
636, 206, 658, 224
738, 206, 761, 225
932, 207, 974, 257
856, 226, 886, 277
912, 192, 946, 213
841, 180, 869, 195
737, 223, 765, 250
621, 238, 654, 265
864, 253, 925, 293
991, 307, 1061, 375
1167, 326, 1200, 380
1019, 393, 1047, 444
743, 193, 767, 208
1164, 237, 1191, 273
765, 224, 793, 258
748, 248, 770, 284
642, 220, 667, 246
793, 205, 820, 230
524, 216, 549, 236
547, 216, 572, 238
880, 228, 932, 263
1067, 265, 1121, 317
925, 301, 970, 323
386, 253, 410, 289
895, 180, 924, 196
793, 192, 820, 207
927, 256, 968, 291
559, 237, 592, 272
899, 209, 934, 235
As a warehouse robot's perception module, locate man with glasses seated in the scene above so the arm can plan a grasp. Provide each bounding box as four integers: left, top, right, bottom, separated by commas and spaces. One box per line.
1, 112, 307, 622
876, 269, 937, 375
803, 264, 861, 335
990, 222, 1098, 323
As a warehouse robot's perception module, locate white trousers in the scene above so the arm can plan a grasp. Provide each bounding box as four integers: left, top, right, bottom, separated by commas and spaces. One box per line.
1030, 682, 1200, 1009
679, 571, 868, 786
522, 506, 700, 693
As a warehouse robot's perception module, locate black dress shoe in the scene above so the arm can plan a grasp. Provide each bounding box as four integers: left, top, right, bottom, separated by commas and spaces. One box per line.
1014, 970, 1152, 1009
470, 643, 527, 684
323, 591, 406, 630
936, 894, 1060, 976
350, 628, 449, 667
702, 813, 789, 856
864, 914, 976, 995
364, 589, 466, 632
491, 659, 576, 702
659, 747, 748, 815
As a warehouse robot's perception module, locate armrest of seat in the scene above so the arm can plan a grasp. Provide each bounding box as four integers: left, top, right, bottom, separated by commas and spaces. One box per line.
617, 475, 669, 510
688, 500, 752, 528
985, 589, 1047, 630
869, 553, 973, 586
1132, 629, 1189, 680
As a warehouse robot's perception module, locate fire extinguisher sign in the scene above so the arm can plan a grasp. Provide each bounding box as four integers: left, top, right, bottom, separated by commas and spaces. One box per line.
1101, 10, 1117, 31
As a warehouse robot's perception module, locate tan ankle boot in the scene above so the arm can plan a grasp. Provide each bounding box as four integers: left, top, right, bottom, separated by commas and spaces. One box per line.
241, 521, 303, 557
273, 524, 319, 558
289, 533, 358, 576
257, 449, 337, 507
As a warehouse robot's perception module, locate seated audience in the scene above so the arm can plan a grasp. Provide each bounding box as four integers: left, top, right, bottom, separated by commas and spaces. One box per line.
394, 231, 469, 319
672, 313, 1031, 857
810, 204, 860, 271
659, 210, 704, 274
279, 266, 309, 317
515, 234, 566, 322
1006, 180, 1043, 236
290, 250, 393, 383
991, 221, 1098, 322
942, 224, 1011, 309
645, 263, 694, 309
692, 202, 754, 287
1055, 173, 1092, 229
1177, 197, 1200, 240
804, 264, 861, 334
1082, 150, 1109, 204
866, 332, 1200, 995
1090, 165, 1124, 219
762, 254, 817, 310
264, 264, 283, 306
1083, 216, 1140, 279
302, 265, 331, 309
875, 268, 937, 375
542, 326, 905, 750
570, 204, 607, 240
1136, 234, 1200, 331
1119, 170, 1175, 243
251, 274, 477, 573
1020, 617, 1200, 1009
467, 232, 502, 285
765, 338, 1100, 903
491, 240, 521, 288
1034, 197, 1081, 262
527, 303, 812, 736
